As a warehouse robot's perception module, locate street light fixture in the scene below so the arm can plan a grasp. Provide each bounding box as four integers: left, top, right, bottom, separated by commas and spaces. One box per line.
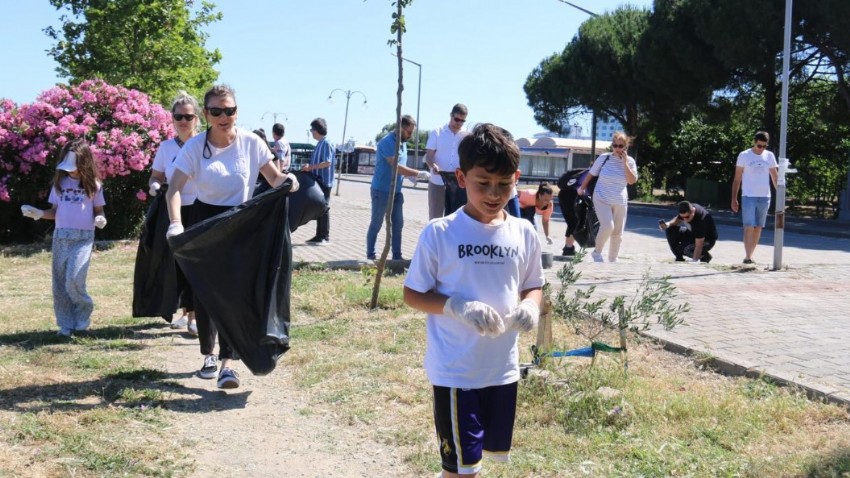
391, 52, 422, 170
327, 88, 367, 196
261, 111, 288, 124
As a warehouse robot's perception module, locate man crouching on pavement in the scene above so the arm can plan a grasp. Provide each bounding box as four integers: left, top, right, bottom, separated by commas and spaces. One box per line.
659, 201, 718, 263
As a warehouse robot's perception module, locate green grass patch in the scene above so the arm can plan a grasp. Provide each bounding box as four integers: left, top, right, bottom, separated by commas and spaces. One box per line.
1, 243, 850, 477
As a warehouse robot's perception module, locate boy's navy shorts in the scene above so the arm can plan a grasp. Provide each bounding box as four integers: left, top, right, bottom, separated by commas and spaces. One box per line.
432, 381, 518, 475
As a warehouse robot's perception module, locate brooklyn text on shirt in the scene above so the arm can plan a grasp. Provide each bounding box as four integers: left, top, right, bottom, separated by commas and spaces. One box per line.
457, 243, 520, 259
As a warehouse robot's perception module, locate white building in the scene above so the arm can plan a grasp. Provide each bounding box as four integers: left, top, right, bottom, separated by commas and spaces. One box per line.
515, 137, 611, 180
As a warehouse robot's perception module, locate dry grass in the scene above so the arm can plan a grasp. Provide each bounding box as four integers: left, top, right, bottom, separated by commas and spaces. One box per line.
1, 245, 850, 477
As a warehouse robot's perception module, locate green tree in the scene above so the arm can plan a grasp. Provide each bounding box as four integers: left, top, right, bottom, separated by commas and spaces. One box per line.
525, 7, 654, 138
44, 0, 222, 105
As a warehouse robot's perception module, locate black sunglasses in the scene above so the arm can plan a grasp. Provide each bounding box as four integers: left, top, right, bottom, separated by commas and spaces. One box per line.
452, 116, 466, 124
612, 143, 626, 149
754, 143, 768, 149
173, 113, 196, 121
206, 106, 238, 117
678, 213, 691, 220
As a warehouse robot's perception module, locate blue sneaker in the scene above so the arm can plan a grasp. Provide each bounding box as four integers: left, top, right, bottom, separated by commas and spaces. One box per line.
217, 368, 240, 389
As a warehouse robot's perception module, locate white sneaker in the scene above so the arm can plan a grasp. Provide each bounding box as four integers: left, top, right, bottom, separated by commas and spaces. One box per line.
187, 321, 198, 336
198, 354, 218, 379
171, 316, 189, 329
591, 251, 604, 262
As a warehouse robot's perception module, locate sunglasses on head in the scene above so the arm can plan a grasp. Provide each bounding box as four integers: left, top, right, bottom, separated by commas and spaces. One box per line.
173, 113, 196, 121
612, 143, 625, 149
452, 116, 466, 124
206, 106, 238, 117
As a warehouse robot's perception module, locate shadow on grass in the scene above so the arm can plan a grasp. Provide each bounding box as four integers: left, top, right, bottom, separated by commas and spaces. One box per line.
0, 321, 167, 350
805, 449, 850, 477
0, 367, 251, 414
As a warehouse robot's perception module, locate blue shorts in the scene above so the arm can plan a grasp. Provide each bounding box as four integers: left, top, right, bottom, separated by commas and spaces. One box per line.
433, 382, 518, 475
741, 196, 770, 228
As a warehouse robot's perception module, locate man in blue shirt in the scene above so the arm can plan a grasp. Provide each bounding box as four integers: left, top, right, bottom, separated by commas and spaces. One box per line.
302, 118, 335, 245
367, 115, 430, 260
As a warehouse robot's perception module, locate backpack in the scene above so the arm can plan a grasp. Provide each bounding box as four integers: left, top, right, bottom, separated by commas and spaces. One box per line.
560, 154, 637, 200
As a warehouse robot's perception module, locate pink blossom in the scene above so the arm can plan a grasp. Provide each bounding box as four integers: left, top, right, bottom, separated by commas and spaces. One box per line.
1, 79, 173, 202
136, 189, 147, 201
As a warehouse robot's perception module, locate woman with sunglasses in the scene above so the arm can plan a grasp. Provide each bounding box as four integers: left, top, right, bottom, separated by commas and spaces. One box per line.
147, 91, 201, 335
577, 131, 638, 262
164, 84, 297, 390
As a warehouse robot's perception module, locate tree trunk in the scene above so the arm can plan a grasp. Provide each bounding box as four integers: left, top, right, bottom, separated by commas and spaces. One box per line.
371, 1, 405, 309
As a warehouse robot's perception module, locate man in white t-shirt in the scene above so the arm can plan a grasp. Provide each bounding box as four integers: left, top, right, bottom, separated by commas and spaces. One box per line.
272, 123, 291, 171
731, 131, 778, 264
425, 103, 469, 219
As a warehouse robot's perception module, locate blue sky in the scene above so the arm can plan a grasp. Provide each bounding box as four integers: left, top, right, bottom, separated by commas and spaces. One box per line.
1, 0, 652, 147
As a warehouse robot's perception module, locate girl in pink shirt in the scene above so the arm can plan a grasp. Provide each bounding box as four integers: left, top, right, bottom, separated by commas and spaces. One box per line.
21, 140, 106, 337
518, 183, 554, 244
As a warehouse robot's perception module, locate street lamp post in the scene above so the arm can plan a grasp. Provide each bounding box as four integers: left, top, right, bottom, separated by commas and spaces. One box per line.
327, 88, 367, 196
392, 53, 422, 171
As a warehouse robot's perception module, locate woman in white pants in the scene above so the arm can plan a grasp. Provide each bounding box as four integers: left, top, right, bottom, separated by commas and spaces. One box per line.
577, 131, 638, 262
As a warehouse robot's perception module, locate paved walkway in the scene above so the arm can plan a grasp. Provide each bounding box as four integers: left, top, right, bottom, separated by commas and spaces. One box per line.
292, 176, 850, 405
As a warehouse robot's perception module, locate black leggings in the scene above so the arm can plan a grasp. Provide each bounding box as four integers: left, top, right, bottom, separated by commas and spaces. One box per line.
192, 201, 235, 360
558, 189, 579, 237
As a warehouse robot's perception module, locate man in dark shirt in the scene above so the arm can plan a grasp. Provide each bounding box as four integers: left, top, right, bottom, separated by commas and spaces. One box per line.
659, 201, 718, 262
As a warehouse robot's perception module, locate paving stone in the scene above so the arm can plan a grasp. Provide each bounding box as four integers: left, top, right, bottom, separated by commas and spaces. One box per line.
295, 177, 850, 405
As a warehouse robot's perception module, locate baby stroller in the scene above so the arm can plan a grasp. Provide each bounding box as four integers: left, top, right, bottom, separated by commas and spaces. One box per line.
558, 168, 599, 248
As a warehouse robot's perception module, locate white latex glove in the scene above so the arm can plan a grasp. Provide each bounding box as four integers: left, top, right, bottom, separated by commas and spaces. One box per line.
443, 296, 505, 337
21, 205, 43, 220
416, 170, 431, 182
577, 187, 586, 197
94, 215, 107, 229
148, 181, 161, 197
505, 298, 540, 333
286, 172, 300, 192
166, 222, 184, 238
404, 176, 418, 186
546, 236, 553, 245
689, 258, 701, 263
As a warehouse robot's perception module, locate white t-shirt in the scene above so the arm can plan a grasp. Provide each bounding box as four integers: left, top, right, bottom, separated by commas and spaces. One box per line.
425, 123, 468, 186
174, 128, 274, 207
589, 153, 638, 205
736, 148, 777, 198
273, 138, 291, 171
151, 138, 198, 204
404, 209, 545, 389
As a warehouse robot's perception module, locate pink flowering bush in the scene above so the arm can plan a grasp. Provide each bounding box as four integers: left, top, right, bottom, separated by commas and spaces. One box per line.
0, 80, 173, 242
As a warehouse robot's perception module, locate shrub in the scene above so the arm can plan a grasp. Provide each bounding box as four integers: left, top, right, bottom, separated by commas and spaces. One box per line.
0, 80, 172, 242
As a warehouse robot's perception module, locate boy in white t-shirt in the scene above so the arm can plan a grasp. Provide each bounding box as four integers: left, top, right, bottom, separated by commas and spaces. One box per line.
404, 123, 545, 478
731, 131, 778, 264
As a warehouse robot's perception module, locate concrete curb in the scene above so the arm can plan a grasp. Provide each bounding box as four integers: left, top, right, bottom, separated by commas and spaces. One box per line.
646, 333, 850, 407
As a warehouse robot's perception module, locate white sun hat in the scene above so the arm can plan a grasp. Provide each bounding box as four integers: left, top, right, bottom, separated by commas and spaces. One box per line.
56, 151, 77, 172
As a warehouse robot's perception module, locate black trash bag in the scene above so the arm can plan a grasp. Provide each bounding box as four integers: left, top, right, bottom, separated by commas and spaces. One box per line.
132, 185, 179, 319
440, 171, 467, 216
573, 197, 598, 248
168, 181, 296, 376
286, 171, 330, 232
